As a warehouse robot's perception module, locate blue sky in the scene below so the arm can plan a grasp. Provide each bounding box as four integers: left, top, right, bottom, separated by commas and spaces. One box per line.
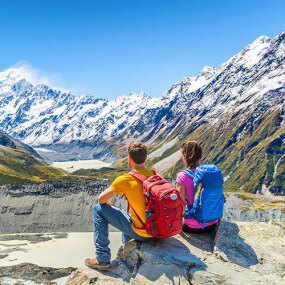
0, 0, 284, 99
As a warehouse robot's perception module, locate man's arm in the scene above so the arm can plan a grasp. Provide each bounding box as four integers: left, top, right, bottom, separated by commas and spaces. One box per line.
98, 187, 117, 204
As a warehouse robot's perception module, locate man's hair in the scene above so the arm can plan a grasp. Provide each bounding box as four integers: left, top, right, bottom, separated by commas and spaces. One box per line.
127, 141, 147, 164
181, 140, 203, 168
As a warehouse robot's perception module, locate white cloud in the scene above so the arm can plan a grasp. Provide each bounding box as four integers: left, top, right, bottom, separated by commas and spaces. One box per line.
4, 61, 72, 93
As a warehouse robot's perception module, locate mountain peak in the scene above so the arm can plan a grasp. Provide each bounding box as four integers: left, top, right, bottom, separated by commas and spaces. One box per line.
128, 92, 149, 99
252, 35, 271, 44
0, 65, 70, 96
220, 34, 272, 70
0, 66, 37, 86
197, 66, 218, 80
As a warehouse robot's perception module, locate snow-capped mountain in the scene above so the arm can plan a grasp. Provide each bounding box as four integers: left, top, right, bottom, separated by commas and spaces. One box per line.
0, 32, 284, 193
0, 61, 218, 162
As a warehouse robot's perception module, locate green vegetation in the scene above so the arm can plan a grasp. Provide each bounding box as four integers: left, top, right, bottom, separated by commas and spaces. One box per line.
236, 193, 255, 201
0, 145, 94, 185
1, 105, 283, 192
71, 166, 128, 180
271, 199, 285, 204
146, 106, 284, 193
77, 106, 284, 193
0, 130, 129, 184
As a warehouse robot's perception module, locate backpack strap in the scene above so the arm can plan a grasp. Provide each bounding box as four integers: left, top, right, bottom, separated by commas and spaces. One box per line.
151, 169, 161, 177
128, 170, 149, 182
123, 193, 146, 229
126, 170, 151, 230
131, 207, 146, 230
182, 169, 203, 215
182, 169, 195, 179
202, 220, 206, 230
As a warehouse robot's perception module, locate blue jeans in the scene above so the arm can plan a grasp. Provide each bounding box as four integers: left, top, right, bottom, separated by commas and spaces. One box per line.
93, 203, 155, 263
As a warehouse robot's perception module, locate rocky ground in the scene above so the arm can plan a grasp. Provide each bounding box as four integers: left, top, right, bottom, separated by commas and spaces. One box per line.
0, 263, 75, 284
0, 233, 67, 244
0, 180, 284, 235
224, 192, 285, 222
66, 220, 285, 285
0, 181, 284, 284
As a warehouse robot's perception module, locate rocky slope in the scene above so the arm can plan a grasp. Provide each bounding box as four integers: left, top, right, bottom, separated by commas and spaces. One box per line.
147, 32, 285, 194
0, 181, 284, 234
66, 221, 285, 285
0, 180, 126, 234
0, 179, 284, 284
0, 32, 284, 193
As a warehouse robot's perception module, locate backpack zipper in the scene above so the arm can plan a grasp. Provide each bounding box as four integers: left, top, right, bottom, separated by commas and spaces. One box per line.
199, 188, 204, 206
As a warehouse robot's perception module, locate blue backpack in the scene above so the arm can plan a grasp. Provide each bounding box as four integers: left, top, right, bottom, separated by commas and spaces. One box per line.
182, 165, 225, 229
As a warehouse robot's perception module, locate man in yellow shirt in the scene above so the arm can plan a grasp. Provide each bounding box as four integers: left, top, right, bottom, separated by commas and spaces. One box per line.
85, 141, 156, 271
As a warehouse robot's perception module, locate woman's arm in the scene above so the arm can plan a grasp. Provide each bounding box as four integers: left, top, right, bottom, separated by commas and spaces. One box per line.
176, 182, 186, 212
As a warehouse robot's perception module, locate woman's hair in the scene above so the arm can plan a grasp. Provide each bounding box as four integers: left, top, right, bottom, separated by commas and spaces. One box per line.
127, 141, 147, 164
181, 141, 203, 169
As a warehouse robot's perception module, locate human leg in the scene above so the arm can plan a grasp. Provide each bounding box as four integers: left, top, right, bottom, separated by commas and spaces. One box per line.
93, 203, 153, 262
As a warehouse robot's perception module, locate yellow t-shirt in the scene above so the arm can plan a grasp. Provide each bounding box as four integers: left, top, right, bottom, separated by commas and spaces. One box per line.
110, 168, 154, 238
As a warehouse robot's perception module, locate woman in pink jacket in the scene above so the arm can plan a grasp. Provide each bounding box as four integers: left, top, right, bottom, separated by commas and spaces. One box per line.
176, 141, 218, 233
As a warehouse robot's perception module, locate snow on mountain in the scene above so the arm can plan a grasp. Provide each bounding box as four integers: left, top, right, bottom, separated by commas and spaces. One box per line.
0, 32, 284, 164
0, 62, 217, 150
161, 66, 218, 101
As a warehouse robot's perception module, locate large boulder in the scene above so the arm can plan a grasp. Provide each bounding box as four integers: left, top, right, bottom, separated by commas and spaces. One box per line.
66, 221, 285, 285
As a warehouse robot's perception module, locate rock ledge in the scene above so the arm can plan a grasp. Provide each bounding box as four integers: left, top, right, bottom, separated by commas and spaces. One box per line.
66, 221, 285, 285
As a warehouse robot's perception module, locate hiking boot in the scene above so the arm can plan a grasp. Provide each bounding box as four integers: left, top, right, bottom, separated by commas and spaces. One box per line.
85, 258, 111, 271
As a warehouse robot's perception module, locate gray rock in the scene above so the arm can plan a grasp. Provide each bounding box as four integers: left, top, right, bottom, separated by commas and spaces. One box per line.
0, 181, 127, 234
1, 182, 284, 235
0, 263, 75, 284
213, 221, 259, 267
131, 262, 190, 285
223, 193, 285, 222
66, 221, 285, 285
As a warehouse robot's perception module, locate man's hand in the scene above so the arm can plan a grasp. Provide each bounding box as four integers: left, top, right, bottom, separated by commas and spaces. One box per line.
98, 187, 116, 204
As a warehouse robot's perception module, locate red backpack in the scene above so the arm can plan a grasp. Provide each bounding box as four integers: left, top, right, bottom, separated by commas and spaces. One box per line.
128, 170, 185, 238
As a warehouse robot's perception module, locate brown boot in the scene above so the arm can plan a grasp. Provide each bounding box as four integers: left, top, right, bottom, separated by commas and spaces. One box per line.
85, 258, 111, 271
